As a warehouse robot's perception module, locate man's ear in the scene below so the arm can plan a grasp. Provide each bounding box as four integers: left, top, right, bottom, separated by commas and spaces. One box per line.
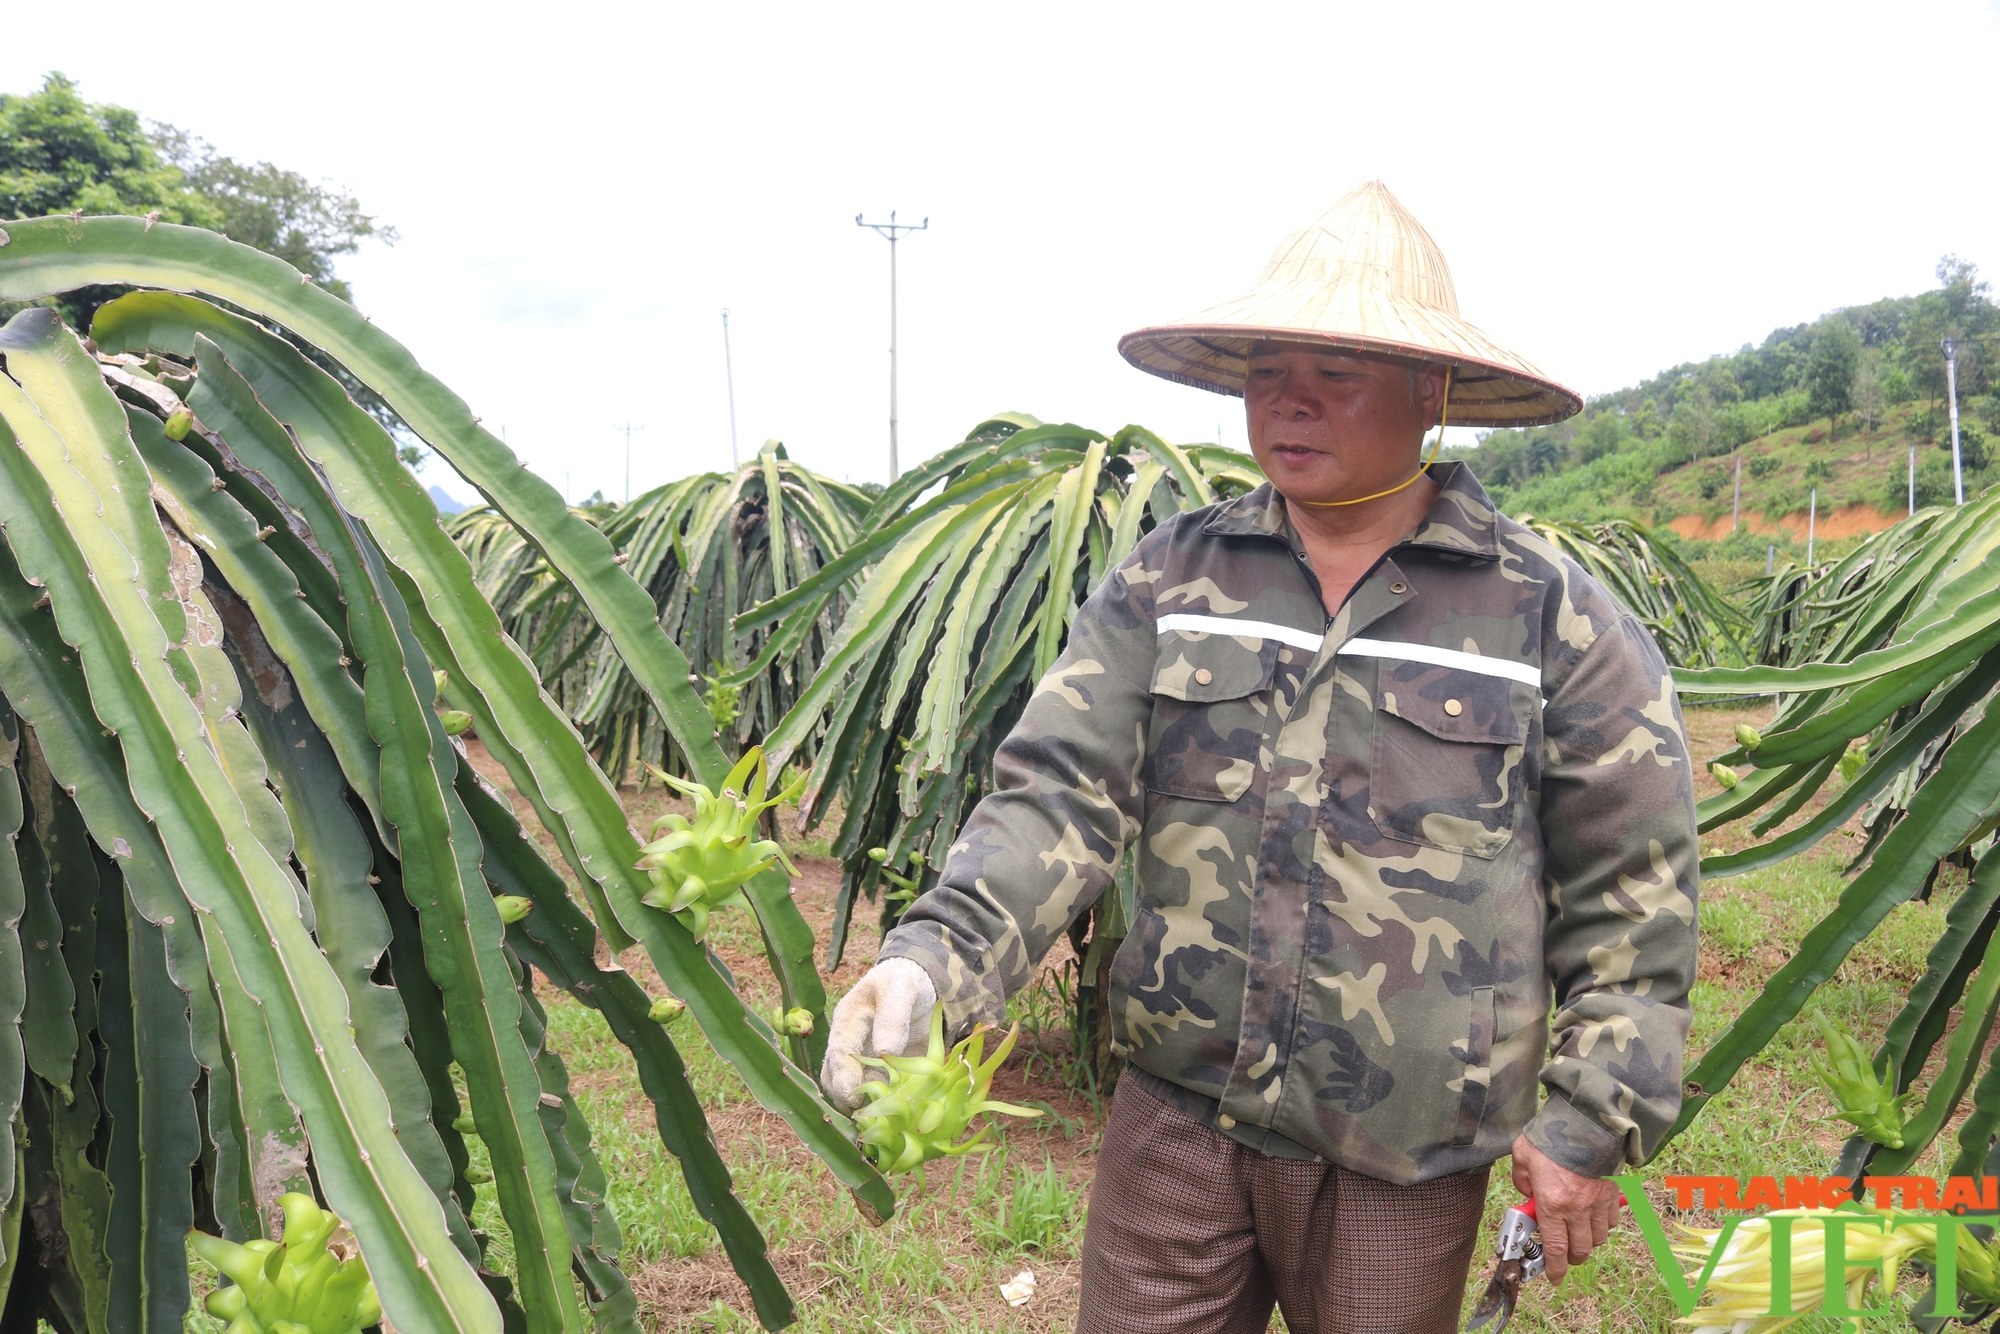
1419, 364, 1451, 426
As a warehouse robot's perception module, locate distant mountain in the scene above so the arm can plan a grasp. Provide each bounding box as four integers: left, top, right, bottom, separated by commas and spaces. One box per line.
1444, 257, 1998, 536
428, 484, 466, 515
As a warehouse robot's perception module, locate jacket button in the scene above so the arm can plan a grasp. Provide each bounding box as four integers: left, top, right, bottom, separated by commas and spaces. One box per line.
1217, 1114, 1237, 1130
1195, 668, 1214, 685
1390, 581, 1409, 594
1444, 698, 1463, 716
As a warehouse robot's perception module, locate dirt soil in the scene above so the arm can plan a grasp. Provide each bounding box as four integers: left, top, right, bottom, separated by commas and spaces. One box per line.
463, 695, 1834, 1332
462, 740, 1102, 1330
1669, 502, 1904, 542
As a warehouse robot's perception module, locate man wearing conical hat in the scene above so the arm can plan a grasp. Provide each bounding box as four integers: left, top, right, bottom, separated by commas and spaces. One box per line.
825, 183, 1698, 1332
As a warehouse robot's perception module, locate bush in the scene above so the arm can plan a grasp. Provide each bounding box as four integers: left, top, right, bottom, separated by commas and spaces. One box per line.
1942, 423, 1990, 472
1773, 388, 1815, 429
1804, 427, 1826, 443
1699, 466, 1729, 500
1762, 486, 1807, 518
1890, 455, 1958, 510
1748, 455, 1781, 478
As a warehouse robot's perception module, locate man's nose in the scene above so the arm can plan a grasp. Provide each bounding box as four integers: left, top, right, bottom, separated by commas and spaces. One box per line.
1272, 379, 1320, 418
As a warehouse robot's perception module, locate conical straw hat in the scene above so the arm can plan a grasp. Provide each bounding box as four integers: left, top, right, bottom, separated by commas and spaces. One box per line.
1118, 182, 1581, 427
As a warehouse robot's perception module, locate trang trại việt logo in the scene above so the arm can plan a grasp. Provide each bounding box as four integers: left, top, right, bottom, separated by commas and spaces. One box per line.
1614, 1174, 2000, 1325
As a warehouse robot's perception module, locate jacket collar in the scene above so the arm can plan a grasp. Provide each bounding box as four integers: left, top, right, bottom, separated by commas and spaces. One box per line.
1200, 461, 1503, 561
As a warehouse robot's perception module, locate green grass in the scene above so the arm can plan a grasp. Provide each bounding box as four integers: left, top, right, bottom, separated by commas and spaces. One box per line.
1492, 399, 1984, 537
171, 764, 1979, 1332
1476, 849, 1965, 1333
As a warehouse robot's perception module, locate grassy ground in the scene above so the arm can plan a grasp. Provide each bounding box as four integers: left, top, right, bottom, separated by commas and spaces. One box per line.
1649, 401, 1944, 526
174, 700, 1966, 1333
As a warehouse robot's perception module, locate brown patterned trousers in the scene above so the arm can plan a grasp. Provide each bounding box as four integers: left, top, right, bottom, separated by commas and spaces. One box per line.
1078, 1074, 1491, 1333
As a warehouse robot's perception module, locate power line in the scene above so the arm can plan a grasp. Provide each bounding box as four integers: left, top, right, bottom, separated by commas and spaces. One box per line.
616, 422, 645, 503
722, 309, 740, 468
856, 210, 928, 482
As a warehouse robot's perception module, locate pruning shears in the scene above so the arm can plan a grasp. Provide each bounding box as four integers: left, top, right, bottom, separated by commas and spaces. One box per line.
1465, 1198, 1544, 1334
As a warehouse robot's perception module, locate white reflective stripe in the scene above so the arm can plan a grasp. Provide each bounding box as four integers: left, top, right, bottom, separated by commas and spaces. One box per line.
1337, 637, 1542, 688
1156, 614, 1326, 653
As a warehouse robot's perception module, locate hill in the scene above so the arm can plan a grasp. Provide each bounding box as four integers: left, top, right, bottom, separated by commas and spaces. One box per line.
1448, 256, 1999, 543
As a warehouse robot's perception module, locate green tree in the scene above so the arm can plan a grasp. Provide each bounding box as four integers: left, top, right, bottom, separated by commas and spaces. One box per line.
1528, 434, 1561, 476
0, 72, 214, 222
1574, 410, 1626, 462
1901, 256, 1995, 410
1852, 349, 1886, 450
1806, 317, 1860, 441
153, 126, 394, 304
3, 72, 392, 331
1668, 383, 1717, 462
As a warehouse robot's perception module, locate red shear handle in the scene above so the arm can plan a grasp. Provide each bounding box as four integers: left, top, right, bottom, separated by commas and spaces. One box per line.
1517, 1197, 1537, 1220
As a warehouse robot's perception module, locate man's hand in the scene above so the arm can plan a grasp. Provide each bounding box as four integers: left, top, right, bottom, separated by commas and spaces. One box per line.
1509, 1134, 1622, 1285
820, 958, 938, 1113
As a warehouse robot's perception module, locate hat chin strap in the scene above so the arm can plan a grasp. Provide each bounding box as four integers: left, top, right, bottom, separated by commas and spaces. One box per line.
1299, 367, 1453, 509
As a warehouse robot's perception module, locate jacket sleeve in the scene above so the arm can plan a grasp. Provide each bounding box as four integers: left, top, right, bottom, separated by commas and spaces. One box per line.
1523, 612, 1699, 1177
876, 538, 1162, 1033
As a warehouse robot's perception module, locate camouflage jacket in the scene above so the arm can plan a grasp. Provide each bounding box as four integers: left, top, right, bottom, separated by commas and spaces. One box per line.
881, 463, 1699, 1185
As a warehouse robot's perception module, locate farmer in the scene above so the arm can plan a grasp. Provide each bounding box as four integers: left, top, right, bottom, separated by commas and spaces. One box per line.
823, 181, 1699, 1334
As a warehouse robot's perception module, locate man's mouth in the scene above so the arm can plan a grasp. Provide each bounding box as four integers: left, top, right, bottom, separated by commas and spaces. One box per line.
1268, 442, 1322, 461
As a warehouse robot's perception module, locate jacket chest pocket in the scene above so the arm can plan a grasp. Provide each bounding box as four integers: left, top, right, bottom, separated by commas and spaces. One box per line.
1146, 634, 1279, 804
1367, 662, 1530, 858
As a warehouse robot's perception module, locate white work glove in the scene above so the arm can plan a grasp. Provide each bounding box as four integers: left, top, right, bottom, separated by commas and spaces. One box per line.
820, 958, 938, 1114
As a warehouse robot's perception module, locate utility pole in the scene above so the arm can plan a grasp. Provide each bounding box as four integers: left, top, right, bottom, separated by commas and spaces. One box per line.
856, 210, 928, 482
1807, 486, 1818, 566
1944, 337, 1965, 505
1732, 451, 1742, 533
722, 309, 740, 468
616, 422, 645, 503
1910, 439, 1918, 516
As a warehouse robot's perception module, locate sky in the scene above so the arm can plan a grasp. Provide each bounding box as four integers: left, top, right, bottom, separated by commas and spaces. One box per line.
9, 2, 2000, 505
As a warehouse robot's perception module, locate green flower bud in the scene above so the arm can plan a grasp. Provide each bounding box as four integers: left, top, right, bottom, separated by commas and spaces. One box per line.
648, 995, 686, 1024
635, 746, 798, 941
493, 894, 533, 924
1810, 1010, 1912, 1148
782, 1006, 814, 1036
465, 1165, 493, 1184
1735, 724, 1763, 750
439, 710, 474, 736
433, 668, 449, 699
1709, 762, 1740, 790
452, 1113, 477, 1135
850, 1002, 1040, 1176
163, 408, 194, 440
